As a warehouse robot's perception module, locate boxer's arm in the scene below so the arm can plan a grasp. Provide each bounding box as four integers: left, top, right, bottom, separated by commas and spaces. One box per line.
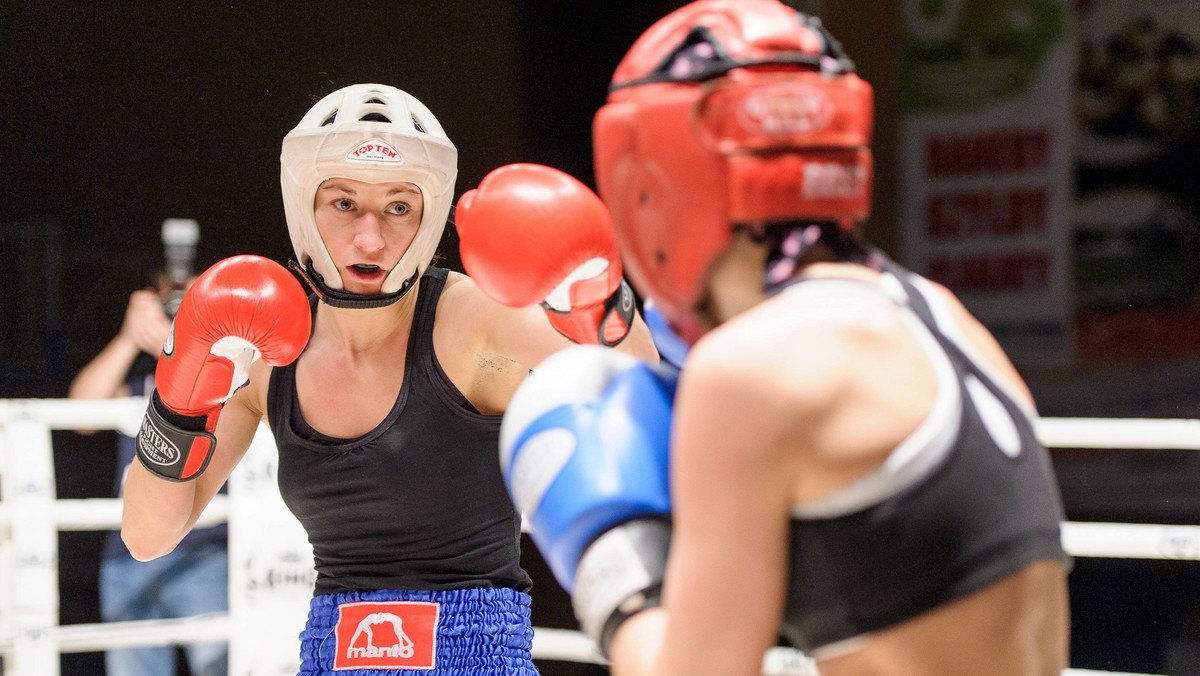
122, 366, 266, 560
611, 335, 814, 676
122, 255, 310, 559
452, 276, 656, 371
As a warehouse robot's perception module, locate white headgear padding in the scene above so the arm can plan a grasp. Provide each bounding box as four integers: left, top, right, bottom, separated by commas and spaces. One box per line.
280, 83, 458, 294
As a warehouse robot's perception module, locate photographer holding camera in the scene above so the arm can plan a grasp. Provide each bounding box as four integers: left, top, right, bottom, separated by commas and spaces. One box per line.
69, 219, 229, 676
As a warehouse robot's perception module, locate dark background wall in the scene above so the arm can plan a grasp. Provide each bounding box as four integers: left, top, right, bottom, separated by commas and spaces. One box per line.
2, 1, 529, 385
3, 1, 1198, 675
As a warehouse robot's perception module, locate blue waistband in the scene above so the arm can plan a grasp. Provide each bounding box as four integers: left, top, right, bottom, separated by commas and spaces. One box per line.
298, 588, 537, 675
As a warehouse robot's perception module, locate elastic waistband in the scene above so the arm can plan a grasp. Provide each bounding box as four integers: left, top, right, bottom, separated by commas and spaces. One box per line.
299, 588, 537, 675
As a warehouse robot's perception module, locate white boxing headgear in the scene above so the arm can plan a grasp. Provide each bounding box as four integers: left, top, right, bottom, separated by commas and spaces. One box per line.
281, 84, 457, 296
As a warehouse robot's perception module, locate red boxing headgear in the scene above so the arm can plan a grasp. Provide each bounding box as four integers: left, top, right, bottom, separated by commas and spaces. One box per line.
593, 0, 874, 342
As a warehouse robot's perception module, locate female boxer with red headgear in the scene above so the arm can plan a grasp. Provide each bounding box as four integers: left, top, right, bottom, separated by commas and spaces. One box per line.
119, 83, 656, 675
499, 2, 1071, 675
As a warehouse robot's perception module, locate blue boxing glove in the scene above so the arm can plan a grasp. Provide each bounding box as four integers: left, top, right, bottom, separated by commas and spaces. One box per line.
500, 345, 677, 654
642, 299, 691, 369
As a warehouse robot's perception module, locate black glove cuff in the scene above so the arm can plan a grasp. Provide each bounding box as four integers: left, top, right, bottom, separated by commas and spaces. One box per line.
599, 279, 637, 348
598, 581, 663, 659
572, 517, 671, 657
135, 390, 216, 482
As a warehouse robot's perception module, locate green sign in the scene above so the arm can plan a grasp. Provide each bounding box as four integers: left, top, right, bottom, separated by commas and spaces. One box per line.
903, 0, 1065, 111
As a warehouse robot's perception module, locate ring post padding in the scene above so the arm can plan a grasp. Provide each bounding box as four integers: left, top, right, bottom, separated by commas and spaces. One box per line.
227, 423, 316, 676
1, 410, 61, 676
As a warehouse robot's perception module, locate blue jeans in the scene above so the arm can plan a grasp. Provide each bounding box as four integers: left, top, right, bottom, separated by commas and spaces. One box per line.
99, 540, 229, 676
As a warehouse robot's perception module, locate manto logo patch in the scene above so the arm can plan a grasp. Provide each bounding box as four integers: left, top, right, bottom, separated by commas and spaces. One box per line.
738, 82, 835, 136
333, 601, 440, 671
346, 139, 403, 163
137, 416, 180, 466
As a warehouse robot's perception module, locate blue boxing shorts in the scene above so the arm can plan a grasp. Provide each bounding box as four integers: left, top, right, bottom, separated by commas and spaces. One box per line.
298, 588, 538, 675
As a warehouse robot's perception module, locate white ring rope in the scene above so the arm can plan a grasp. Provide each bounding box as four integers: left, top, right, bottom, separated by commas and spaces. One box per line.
1034, 417, 1200, 450
0, 496, 228, 532
0, 398, 1194, 676
0, 614, 232, 655
0, 499, 1191, 562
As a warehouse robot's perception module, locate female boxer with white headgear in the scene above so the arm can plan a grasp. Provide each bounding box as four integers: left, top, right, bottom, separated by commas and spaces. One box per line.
120, 83, 657, 675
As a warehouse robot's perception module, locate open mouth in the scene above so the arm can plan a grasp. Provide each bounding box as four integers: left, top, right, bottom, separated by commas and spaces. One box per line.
347, 264, 386, 281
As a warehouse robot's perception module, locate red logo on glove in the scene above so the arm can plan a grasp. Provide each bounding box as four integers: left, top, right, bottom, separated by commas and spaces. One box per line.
332, 601, 439, 671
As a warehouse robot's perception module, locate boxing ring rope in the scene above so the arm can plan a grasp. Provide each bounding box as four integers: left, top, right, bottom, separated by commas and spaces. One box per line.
0, 398, 1190, 676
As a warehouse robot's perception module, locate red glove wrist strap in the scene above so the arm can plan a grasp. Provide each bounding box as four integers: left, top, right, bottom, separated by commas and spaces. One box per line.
135, 390, 217, 482
542, 280, 636, 347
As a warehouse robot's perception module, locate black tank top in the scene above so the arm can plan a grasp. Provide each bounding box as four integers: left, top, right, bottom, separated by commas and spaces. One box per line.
268, 267, 532, 596
780, 260, 1070, 654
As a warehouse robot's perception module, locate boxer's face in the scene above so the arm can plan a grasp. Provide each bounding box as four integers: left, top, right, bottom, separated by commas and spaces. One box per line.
313, 178, 424, 295
694, 229, 769, 329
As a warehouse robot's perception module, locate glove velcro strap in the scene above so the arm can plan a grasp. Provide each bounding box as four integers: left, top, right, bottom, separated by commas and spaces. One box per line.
571, 518, 670, 657
541, 279, 636, 347
135, 391, 217, 482
599, 279, 637, 347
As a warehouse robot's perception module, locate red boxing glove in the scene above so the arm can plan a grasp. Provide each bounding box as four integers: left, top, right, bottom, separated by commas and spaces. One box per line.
456, 163, 635, 346
135, 255, 311, 481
